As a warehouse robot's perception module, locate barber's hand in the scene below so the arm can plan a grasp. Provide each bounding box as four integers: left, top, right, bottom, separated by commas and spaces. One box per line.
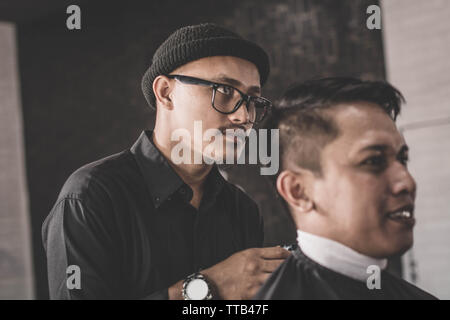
202, 246, 290, 300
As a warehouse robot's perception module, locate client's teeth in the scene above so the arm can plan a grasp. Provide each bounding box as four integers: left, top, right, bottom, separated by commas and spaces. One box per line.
390, 210, 411, 219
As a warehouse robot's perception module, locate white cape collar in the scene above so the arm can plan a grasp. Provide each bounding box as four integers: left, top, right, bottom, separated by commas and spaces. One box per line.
297, 230, 387, 282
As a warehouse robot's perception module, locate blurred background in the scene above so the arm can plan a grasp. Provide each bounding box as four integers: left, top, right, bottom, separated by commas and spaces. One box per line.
0, 0, 449, 299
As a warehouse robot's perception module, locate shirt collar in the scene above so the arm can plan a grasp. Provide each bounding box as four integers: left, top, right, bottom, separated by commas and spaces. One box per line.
130, 130, 226, 208
296, 230, 387, 282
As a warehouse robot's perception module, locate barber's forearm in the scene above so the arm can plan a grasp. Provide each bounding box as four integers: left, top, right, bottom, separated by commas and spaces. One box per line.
201, 266, 223, 299
168, 280, 184, 300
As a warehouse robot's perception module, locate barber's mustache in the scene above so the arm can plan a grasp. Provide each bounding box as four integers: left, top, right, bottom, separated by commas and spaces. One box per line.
218, 125, 248, 133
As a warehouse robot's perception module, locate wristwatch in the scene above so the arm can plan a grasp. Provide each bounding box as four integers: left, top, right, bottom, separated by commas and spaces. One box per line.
182, 272, 213, 300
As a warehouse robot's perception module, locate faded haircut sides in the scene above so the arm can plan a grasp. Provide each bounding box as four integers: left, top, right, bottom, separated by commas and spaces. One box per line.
264, 77, 405, 178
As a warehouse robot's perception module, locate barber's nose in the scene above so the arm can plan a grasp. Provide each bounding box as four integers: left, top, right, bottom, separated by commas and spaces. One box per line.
228, 101, 250, 124
390, 164, 417, 198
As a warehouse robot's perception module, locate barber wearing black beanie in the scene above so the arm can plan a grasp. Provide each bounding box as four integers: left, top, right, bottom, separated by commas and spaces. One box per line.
42, 23, 289, 300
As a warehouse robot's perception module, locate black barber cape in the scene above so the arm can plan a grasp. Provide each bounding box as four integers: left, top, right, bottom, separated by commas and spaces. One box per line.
254, 247, 437, 300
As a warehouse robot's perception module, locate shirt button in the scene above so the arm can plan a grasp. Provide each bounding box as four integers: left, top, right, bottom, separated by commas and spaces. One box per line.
155, 197, 160, 202
179, 189, 186, 195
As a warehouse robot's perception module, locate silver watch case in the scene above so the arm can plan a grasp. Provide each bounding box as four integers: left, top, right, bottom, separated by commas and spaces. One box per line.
182, 272, 213, 300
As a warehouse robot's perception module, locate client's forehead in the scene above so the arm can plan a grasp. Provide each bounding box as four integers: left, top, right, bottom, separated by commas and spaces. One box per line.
324, 101, 405, 157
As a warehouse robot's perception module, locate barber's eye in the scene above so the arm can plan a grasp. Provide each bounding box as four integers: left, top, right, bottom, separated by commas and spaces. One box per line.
216, 85, 234, 96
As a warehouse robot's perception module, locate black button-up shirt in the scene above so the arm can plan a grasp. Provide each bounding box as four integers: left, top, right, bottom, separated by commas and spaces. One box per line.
42, 130, 264, 299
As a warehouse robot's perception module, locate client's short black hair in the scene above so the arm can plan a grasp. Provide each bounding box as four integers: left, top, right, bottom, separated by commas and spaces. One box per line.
265, 77, 405, 177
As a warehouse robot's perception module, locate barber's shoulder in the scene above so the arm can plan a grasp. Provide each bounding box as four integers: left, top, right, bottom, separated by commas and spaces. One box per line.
42, 152, 133, 249
57, 149, 133, 202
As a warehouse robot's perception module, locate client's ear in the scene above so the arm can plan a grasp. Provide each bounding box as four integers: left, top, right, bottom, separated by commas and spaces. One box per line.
276, 169, 314, 214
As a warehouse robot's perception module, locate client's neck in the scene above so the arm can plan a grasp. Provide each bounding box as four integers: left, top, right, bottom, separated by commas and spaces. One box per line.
296, 230, 387, 282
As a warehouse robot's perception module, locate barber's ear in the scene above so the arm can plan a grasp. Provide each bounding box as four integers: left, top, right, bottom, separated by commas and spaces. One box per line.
153, 75, 174, 110
276, 170, 314, 213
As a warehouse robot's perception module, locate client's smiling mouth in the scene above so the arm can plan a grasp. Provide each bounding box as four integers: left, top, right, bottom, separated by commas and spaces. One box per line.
387, 204, 415, 227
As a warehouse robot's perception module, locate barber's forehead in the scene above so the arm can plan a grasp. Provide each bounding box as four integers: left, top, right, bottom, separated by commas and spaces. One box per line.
177, 56, 259, 77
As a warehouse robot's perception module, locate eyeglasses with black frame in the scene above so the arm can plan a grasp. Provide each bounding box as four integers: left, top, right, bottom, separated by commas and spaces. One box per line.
165, 74, 272, 124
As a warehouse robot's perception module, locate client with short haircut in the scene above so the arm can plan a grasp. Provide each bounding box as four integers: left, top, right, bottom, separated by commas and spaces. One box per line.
255, 78, 437, 300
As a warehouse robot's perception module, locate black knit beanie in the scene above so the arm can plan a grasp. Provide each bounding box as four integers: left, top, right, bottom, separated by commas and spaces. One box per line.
141, 23, 270, 109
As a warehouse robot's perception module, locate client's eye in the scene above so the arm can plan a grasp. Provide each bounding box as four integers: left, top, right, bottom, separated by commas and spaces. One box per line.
362, 155, 387, 169
398, 153, 409, 167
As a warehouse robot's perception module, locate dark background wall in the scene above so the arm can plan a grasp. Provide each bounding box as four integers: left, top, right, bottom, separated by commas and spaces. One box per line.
15, 0, 384, 299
